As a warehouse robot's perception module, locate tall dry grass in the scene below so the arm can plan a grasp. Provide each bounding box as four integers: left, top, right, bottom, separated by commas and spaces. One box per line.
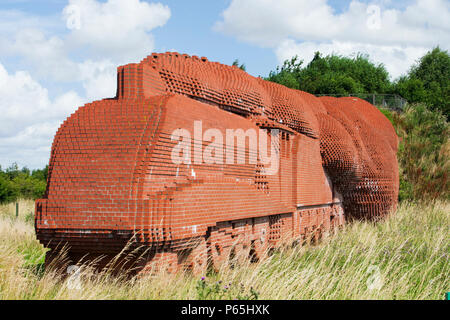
0, 199, 448, 300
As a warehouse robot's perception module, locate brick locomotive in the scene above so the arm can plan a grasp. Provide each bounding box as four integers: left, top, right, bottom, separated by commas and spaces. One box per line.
35, 53, 399, 274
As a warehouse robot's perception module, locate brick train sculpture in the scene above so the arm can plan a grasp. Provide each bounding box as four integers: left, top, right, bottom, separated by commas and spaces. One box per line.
35, 52, 399, 274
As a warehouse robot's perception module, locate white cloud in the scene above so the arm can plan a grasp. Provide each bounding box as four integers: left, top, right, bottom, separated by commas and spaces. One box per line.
3, 27, 118, 99
5, 28, 78, 82
215, 0, 336, 47
0, 0, 171, 168
0, 9, 59, 35
1, 0, 171, 81
77, 59, 117, 101
0, 63, 84, 169
276, 39, 430, 79
63, 0, 171, 63
216, 0, 450, 78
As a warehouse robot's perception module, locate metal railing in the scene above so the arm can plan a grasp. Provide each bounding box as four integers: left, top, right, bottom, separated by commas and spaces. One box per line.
314, 93, 407, 112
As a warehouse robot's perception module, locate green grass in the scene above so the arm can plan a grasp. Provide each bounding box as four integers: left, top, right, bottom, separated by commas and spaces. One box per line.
379, 104, 449, 202
0, 199, 448, 300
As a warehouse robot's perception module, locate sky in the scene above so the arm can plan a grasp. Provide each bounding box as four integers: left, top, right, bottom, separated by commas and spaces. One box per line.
0, 0, 449, 169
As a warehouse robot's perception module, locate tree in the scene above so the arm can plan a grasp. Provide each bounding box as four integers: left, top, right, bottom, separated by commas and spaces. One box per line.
386, 104, 449, 201
393, 76, 427, 104
31, 165, 48, 182
267, 56, 303, 89
232, 59, 246, 71
402, 47, 450, 118
0, 175, 17, 203
0, 163, 48, 202
266, 52, 391, 95
5, 163, 20, 180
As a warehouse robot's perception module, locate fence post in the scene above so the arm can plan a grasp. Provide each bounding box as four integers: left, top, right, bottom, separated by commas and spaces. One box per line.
16, 202, 19, 218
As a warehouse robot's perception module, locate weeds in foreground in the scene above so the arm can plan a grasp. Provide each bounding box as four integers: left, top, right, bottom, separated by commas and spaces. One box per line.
0, 199, 448, 300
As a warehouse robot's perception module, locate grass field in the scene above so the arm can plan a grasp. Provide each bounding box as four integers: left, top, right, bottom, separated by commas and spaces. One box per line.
0, 199, 448, 300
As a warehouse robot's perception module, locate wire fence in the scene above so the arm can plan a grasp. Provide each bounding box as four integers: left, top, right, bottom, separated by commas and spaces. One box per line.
314, 93, 407, 112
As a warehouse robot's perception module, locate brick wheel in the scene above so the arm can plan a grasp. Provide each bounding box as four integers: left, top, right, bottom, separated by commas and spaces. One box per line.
209, 229, 233, 272
251, 231, 269, 262
232, 236, 252, 266
140, 251, 179, 275
188, 238, 208, 276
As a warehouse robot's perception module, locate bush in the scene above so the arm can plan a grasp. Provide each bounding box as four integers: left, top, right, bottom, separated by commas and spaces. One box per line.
0, 175, 18, 204
382, 104, 449, 201
0, 164, 47, 204
393, 47, 450, 119
0, 200, 447, 299
266, 52, 391, 95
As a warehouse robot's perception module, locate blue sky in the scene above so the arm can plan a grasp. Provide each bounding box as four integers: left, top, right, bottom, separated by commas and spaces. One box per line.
0, 0, 421, 77
0, 0, 448, 169
0, 1, 341, 76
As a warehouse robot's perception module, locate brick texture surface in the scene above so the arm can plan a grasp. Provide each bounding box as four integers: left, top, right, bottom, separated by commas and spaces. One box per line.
36, 52, 399, 274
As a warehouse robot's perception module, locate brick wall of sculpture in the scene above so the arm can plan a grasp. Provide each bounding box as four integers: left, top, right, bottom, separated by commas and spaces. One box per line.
36, 53, 399, 273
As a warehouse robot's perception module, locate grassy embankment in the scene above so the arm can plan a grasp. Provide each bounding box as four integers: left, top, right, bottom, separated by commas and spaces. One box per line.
0, 199, 448, 300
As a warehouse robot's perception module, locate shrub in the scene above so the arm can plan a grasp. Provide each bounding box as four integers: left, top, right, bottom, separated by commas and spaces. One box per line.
0, 164, 47, 203
0, 175, 18, 204
381, 104, 449, 201
266, 52, 391, 95
393, 47, 450, 119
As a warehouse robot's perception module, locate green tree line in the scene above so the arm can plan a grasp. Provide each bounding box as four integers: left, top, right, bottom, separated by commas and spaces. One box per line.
381, 105, 449, 201
0, 164, 47, 203
1, 48, 448, 204
266, 47, 449, 119
266, 46, 449, 201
